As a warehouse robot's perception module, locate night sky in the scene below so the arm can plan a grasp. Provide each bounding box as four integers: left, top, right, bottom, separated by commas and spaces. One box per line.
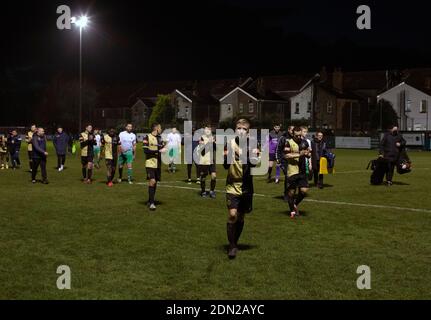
1, 0, 431, 124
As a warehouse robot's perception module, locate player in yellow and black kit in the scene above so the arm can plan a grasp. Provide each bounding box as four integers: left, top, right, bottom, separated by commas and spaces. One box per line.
223, 118, 261, 259
196, 125, 217, 198
79, 124, 97, 184
278, 127, 311, 219
143, 123, 167, 211
25, 125, 37, 172
0, 134, 8, 169
102, 128, 121, 187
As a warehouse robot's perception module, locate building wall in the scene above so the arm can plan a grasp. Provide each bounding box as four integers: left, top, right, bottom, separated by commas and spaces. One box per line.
315, 89, 337, 130
220, 89, 258, 122
260, 101, 285, 124
337, 99, 362, 133
131, 100, 150, 128
378, 83, 431, 131
290, 86, 312, 120
174, 94, 192, 121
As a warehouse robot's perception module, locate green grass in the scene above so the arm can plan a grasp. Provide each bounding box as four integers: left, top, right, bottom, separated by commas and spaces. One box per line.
1, 144, 431, 300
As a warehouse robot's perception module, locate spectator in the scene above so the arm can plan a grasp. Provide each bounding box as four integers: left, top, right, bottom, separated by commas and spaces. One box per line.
311, 131, 327, 189
53, 126, 69, 172
379, 125, 406, 186
31, 127, 49, 184
7, 130, 22, 169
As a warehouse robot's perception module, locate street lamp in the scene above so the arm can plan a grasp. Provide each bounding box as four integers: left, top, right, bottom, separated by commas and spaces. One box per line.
72, 15, 89, 133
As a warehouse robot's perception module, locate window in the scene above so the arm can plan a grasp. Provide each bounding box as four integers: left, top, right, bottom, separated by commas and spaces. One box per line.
327, 102, 333, 114
406, 99, 412, 113
353, 103, 361, 117
307, 102, 311, 113
420, 100, 428, 113
239, 103, 244, 113
102, 109, 105, 118
248, 103, 254, 113
227, 104, 232, 112
295, 103, 300, 114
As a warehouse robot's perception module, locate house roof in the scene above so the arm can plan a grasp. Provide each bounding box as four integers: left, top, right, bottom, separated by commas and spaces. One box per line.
96, 84, 143, 108
379, 81, 431, 98
401, 68, 431, 94
254, 74, 314, 92
319, 83, 364, 101
175, 89, 219, 105
219, 79, 289, 102
341, 70, 388, 91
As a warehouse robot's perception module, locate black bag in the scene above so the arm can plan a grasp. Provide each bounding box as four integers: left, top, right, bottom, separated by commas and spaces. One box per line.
397, 150, 412, 175
367, 158, 387, 185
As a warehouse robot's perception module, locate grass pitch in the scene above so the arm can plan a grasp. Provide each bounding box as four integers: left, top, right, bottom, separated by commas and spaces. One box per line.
0, 145, 430, 299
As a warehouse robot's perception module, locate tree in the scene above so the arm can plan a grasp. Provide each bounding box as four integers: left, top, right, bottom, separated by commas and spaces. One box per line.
369, 99, 399, 131
148, 94, 175, 127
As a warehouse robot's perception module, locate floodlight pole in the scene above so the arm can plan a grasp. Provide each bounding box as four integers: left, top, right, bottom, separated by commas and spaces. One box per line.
79, 26, 83, 133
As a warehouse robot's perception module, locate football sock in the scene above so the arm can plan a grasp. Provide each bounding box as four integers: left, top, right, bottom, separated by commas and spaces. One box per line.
235, 220, 244, 245
210, 178, 216, 191
149, 186, 155, 204
187, 164, 192, 179
295, 191, 306, 206
127, 168, 132, 180
82, 168, 87, 179
119, 167, 123, 179
227, 223, 236, 249
87, 169, 93, 180
275, 166, 280, 179
200, 176, 206, 193
287, 194, 295, 212
267, 167, 273, 178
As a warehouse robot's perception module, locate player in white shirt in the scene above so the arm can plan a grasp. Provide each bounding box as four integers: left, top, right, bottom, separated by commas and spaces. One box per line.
166, 127, 182, 173
118, 123, 137, 184
94, 129, 102, 169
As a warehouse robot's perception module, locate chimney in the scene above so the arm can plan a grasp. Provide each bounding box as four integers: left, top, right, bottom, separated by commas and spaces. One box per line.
257, 78, 265, 96
332, 67, 344, 93
320, 66, 328, 83
192, 80, 198, 96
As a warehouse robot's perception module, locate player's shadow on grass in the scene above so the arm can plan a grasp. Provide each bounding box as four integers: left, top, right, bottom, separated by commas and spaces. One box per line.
138, 200, 165, 206
391, 181, 410, 186
309, 184, 334, 188
220, 244, 257, 252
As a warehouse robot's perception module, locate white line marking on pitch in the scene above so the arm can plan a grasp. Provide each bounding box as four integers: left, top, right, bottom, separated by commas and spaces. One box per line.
135, 182, 431, 214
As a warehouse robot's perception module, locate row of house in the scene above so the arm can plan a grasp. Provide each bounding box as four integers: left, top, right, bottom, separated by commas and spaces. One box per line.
92, 67, 431, 132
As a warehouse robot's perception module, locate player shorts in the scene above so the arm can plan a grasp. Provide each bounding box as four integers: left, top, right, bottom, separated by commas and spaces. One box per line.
118, 150, 134, 166
226, 193, 253, 214
28, 151, 33, 159
146, 167, 161, 182
94, 147, 101, 156
81, 156, 94, 166
286, 174, 309, 190
168, 147, 179, 158
269, 153, 277, 162
105, 159, 117, 168
198, 164, 216, 176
